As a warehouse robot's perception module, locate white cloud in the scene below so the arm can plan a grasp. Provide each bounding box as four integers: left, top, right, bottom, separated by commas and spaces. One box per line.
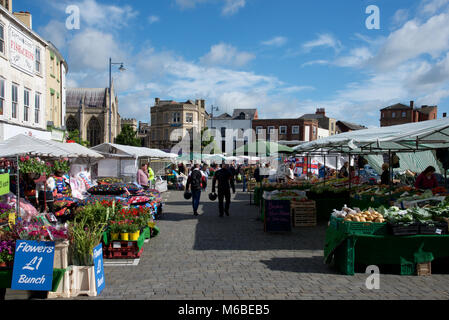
420, 0, 449, 15
200, 43, 255, 67
391, 9, 409, 27
222, 0, 246, 16
334, 47, 373, 68
261, 36, 288, 47
301, 60, 329, 68
148, 15, 160, 24
370, 11, 449, 70
302, 33, 343, 53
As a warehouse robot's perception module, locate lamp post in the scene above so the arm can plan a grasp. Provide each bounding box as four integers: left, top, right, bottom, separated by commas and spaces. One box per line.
109, 58, 126, 143
210, 105, 219, 129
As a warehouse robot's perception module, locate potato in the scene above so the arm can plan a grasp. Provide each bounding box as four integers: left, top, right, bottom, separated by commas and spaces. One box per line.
353, 216, 360, 222
359, 217, 366, 222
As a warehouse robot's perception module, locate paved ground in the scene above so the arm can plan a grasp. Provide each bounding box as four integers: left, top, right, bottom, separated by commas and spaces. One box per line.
6, 184, 449, 300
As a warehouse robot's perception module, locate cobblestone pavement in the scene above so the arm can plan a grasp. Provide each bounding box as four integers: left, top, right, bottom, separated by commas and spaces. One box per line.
6, 185, 449, 300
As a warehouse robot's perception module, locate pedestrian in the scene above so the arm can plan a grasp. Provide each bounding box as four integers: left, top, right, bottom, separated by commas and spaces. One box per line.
178, 162, 186, 175
254, 163, 261, 183
286, 163, 295, 181
380, 163, 390, 185
186, 163, 207, 216
137, 163, 149, 190
339, 162, 349, 178
212, 163, 236, 217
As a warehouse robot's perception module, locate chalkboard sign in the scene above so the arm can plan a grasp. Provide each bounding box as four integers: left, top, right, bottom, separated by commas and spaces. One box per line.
264, 200, 291, 232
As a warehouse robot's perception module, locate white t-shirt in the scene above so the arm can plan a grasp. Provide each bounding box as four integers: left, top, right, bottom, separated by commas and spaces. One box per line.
287, 168, 295, 180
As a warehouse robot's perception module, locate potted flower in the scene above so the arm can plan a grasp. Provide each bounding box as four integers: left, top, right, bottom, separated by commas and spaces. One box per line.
128, 223, 140, 241
53, 159, 70, 176
0, 240, 15, 268
109, 221, 120, 241
119, 221, 129, 241
19, 156, 45, 179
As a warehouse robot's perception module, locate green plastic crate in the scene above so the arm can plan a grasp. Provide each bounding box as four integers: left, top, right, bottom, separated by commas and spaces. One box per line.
334, 237, 355, 275
400, 263, 415, 275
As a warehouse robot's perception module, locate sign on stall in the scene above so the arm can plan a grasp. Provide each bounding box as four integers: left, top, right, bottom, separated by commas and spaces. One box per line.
0, 173, 9, 196
11, 240, 55, 291
93, 243, 105, 294
264, 200, 291, 232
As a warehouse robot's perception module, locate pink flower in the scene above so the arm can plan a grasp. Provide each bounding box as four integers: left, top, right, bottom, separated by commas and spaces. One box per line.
25, 156, 30, 161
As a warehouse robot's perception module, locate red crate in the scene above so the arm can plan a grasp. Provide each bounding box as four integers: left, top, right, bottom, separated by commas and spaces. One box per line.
103, 241, 142, 259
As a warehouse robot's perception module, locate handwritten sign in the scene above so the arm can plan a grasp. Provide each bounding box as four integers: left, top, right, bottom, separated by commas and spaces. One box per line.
93, 243, 105, 294
264, 200, 291, 232
11, 240, 55, 291
9, 26, 35, 75
0, 173, 9, 196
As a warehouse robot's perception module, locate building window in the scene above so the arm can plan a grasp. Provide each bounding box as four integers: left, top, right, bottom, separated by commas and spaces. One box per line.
172, 112, 180, 123
312, 126, 317, 137
164, 113, 168, 123
11, 84, 18, 119
279, 126, 287, 135
256, 126, 263, 134
0, 78, 4, 116
164, 128, 168, 139
221, 127, 226, 138
402, 111, 407, 118
24, 89, 30, 122
392, 112, 396, 119
0, 24, 4, 54
35, 47, 41, 74
34, 93, 40, 124
292, 126, 300, 134
186, 113, 193, 123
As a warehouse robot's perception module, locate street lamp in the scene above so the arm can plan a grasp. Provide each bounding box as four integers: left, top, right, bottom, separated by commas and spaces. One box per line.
109, 58, 126, 143
210, 105, 219, 129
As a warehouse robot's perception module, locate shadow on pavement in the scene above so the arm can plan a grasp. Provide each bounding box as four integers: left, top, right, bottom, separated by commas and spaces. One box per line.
260, 257, 338, 274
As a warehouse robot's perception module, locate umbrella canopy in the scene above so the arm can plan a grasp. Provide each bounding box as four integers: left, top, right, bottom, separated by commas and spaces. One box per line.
0, 134, 103, 159
234, 140, 294, 156
90, 143, 176, 159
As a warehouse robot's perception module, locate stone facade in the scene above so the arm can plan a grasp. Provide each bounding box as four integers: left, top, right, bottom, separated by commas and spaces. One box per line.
150, 98, 208, 150
252, 118, 319, 143
65, 83, 121, 147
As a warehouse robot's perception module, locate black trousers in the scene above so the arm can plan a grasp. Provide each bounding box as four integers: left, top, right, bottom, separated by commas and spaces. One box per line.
218, 189, 231, 216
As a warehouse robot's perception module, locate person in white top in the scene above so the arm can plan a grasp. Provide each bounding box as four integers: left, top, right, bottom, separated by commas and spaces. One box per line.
286, 163, 295, 181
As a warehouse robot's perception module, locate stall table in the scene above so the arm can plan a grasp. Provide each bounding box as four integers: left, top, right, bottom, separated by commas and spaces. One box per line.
325, 225, 449, 275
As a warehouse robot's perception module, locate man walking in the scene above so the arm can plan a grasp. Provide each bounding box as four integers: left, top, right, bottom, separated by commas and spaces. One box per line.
186, 164, 207, 216
212, 164, 236, 217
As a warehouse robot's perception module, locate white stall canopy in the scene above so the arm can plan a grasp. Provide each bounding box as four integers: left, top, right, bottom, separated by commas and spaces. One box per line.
91, 143, 177, 159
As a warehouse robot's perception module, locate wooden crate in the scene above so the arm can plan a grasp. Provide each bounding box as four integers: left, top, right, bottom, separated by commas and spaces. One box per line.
291, 201, 316, 227
417, 262, 431, 276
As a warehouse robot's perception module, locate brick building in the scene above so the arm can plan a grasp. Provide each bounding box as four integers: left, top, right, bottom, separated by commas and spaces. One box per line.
380, 101, 437, 127
252, 118, 319, 144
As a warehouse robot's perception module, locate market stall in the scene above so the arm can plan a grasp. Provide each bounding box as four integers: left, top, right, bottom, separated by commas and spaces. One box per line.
292, 118, 449, 275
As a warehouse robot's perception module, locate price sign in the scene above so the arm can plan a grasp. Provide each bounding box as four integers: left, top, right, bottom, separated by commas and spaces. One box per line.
0, 173, 9, 196
11, 240, 55, 291
93, 243, 105, 294
264, 200, 291, 232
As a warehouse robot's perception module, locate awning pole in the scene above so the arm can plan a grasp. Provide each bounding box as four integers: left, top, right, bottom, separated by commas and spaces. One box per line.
16, 155, 20, 217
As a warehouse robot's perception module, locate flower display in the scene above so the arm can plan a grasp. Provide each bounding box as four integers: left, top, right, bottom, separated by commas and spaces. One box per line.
0, 240, 15, 263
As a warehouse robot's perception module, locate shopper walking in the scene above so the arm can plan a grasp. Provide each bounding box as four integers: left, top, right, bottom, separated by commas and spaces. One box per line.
212, 164, 236, 217
186, 164, 207, 216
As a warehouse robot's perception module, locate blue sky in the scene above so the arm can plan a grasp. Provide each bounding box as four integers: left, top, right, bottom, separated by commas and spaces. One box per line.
14, 0, 449, 127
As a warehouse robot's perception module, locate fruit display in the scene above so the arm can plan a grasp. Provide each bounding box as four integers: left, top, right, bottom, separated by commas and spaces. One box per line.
332, 205, 385, 223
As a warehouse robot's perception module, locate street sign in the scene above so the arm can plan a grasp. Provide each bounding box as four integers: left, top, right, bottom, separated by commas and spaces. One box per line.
93, 243, 105, 294
11, 240, 55, 291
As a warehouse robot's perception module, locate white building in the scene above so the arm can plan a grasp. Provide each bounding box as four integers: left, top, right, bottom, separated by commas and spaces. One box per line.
317, 127, 330, 139
0, 5, 49, 141
207, 109, 258, 155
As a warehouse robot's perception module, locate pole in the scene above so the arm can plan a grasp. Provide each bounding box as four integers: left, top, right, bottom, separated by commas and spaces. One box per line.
16, 155, 19, 217
109, 57, 112, 143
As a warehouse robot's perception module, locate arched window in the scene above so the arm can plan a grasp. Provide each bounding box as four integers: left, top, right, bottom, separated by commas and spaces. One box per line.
66, 116, 78, 132
87, 117, 102, 147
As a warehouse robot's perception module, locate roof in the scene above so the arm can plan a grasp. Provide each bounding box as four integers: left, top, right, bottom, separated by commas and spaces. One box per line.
91, 143, 177, 159
0, 134, 103, 158
418, 106, 437, 114
337, 121, 367, 131
381, 103, 411, 111
232, 109, 257, 120
213, 113, 233, 120
67, 88, 107, 109
299, 113, 325, 120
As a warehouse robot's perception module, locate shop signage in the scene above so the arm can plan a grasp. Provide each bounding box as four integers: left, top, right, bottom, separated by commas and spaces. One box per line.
0, 173, 9, 196
264, 200, 291, 232
9, 25, 35, 75
93, 243, 105, 294
11, 240, 55, 291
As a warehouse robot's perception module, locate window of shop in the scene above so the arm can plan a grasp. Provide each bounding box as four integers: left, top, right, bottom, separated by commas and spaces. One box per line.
11, 84, 18, 119
0, 78, 4, 116
35, 47, 41, 74
24, 89, 30, 122
0, 24, 4, 54
34, 93, 40, 124
172, 112, 180, 123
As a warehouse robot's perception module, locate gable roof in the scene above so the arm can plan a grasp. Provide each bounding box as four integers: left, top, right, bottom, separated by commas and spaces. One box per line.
214, 113, 233, 120
67, 88, 107, 109
232, 109, 257, 120
337, 121, 367, 131
381, 103, 410, 111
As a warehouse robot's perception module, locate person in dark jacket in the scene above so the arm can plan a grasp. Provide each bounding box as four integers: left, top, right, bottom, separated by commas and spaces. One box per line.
415, 166, 438, 190
380, 163, 390, 185
186, 164, 207, 216
254, 164, 261, 183
212, 164, 236, 217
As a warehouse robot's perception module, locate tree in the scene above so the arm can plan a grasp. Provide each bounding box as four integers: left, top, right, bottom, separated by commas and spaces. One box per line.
115, 125, 141, 147
67, 130, 90, 147
201, 128, 220, 154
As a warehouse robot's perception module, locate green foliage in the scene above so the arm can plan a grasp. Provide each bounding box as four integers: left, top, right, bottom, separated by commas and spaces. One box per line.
67, 130, 90, 147
115, 125, 141, 147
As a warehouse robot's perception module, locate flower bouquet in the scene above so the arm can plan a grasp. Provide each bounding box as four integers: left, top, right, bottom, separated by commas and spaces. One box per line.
53, 158, 70, 175
0, 240, 15, 267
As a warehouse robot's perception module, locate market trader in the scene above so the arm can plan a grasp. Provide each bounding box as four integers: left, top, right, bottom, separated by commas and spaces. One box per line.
212, 163, 236, 217
415, 166, 438, 190
137, 163, 149, 190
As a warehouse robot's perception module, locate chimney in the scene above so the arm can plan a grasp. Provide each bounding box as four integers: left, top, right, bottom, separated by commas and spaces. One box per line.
155, 98, 160, 105
410, 100, 414, 109
316, 108, 325, 116
443, 113, 447, 118
13, 11, 32, 29
201, 99, 205, 109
